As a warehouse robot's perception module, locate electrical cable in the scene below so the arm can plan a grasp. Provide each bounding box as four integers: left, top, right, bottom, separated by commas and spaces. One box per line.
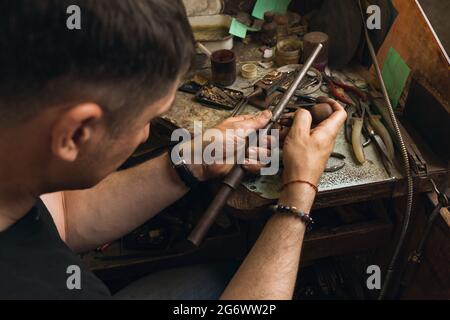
358, 0, 414, 299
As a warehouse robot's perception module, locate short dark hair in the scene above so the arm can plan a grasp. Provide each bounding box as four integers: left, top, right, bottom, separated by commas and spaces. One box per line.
0, 0, 195, 127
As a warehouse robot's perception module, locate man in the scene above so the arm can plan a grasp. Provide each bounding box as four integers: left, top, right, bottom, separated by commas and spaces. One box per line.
0, 1, 346, 299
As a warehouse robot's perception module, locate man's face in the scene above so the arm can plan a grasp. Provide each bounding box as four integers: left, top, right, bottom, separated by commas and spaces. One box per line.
95, 88, 177, 181
46, 83, 178, 191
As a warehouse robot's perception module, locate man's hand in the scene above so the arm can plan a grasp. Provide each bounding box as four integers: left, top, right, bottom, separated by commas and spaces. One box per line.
282, 98, 347, 186
222, 99, 346, 300
188, 110, 273, 181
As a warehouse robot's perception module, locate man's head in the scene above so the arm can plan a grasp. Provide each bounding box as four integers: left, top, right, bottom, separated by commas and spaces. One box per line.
0, 0, 195, 192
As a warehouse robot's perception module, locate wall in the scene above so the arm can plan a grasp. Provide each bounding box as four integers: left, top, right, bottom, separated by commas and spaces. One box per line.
376, 0, 450, 112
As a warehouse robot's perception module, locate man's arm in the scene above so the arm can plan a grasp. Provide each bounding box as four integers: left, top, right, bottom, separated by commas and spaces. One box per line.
221, 100, 347, 300
221, 184, 315, 300
44, 152, 190, 252
43, 112, 273, 252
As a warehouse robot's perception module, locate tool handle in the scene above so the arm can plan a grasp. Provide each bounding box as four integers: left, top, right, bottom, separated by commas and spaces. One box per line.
369, 115, 395, 159
333, 79, 367, 101
325, 76, 354, 105
309, 103, 333, 125
188, 166, 246, 246
351, 118, 365, 164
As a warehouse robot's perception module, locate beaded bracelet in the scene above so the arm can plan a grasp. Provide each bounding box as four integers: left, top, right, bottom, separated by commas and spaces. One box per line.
269, 204, 314, 231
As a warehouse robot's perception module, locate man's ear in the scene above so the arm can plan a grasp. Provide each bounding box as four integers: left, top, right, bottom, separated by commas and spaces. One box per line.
50, 103, 103, 162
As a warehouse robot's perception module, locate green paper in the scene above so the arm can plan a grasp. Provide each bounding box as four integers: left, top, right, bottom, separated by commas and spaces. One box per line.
252, 0, 292, 20
229, 18, 259, 38
381, 47, 411, 108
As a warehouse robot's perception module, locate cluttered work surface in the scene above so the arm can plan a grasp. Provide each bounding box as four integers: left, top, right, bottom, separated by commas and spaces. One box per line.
155, 42, 400, 212
81, 3, 450, 298
83, 3, 450, 290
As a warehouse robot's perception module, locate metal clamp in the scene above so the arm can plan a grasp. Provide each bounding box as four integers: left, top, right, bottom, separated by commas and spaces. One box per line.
430, 179, 449, 209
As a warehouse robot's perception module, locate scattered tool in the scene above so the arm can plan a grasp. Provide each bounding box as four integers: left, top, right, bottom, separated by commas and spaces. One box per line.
279, 99, 336, 127
196, 85, 244, 110
325, 153, 346, 173
351, 108, 366, 164
345, 103, 371, 148
322, 71, 367, 106
230, 70, 290, 116
188, 44, 326, 246
278, 66, 323, 96
369, 89, 427, 176
361, 100, 395, 160
364, 118, 394, 176
347, 96, 372, 164
246, 70, 290, 110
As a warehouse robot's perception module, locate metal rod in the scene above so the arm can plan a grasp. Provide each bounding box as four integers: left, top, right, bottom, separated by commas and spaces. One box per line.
357, 0, 414, 300
188, 44, 323, 246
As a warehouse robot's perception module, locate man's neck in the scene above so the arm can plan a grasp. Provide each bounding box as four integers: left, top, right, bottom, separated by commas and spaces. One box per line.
0, 191, 37, 232
0, 129, 42, 232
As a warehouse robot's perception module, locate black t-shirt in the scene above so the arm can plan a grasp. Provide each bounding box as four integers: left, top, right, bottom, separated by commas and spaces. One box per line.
0, 200, 111, 299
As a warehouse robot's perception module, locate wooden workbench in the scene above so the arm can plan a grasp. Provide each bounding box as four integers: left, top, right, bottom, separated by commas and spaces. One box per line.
154, 41, 448, 215
85, 40, 448, 297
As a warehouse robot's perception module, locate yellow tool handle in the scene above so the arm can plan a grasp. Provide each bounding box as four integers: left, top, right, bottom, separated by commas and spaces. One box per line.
351, 117, 365, 164
369, 115, 395, 159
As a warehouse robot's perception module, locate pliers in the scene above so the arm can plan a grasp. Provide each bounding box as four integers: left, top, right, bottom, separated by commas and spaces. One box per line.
346, 99, 396, 174
361, 100, 395, 160
322, 74, 367, 106
360, 100, 395, 175
346, 96, 371, 164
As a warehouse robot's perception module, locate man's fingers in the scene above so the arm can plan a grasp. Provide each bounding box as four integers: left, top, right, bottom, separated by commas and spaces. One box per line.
225, 114, 256, 123
234, 110, 272, 130
289, 109, 312, 138
242, 146, 272, 174
225, 110, 272, 127
247, 146, 271, 162
242, 161, 267, 175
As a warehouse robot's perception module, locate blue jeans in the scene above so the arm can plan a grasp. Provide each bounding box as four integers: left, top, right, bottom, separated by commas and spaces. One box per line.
114, 262, 238, 300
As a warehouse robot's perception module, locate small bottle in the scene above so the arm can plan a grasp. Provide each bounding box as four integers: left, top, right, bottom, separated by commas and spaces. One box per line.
261, 11, 277, 47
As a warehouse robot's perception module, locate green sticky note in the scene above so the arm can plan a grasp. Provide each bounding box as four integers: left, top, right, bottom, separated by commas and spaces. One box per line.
252, 0, 292, 20
381, 47, 411, 108
229, 18, 249, 38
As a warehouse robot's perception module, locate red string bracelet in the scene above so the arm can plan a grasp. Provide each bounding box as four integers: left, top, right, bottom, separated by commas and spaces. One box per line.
283, 179, 319, 193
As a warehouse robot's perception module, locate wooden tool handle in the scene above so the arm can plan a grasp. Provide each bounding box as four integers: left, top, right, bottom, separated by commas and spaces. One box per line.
188, 166, 246, 246
310, 103, 333, 125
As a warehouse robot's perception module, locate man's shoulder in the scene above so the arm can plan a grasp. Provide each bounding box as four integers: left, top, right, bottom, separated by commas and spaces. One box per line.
40, 192, 66, 241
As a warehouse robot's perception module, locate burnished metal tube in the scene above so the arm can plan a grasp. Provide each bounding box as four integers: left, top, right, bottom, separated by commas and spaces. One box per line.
188, 44, 323, 246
